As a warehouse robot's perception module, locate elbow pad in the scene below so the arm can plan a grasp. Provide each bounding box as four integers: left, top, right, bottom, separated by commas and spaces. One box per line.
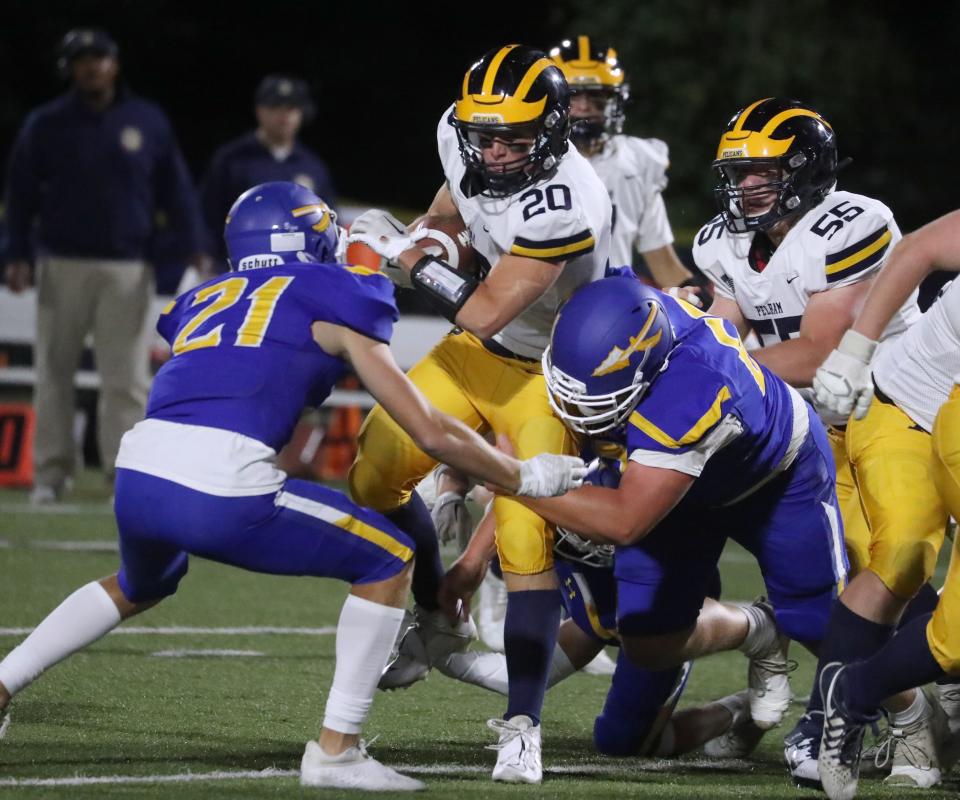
410, 255, 479, 323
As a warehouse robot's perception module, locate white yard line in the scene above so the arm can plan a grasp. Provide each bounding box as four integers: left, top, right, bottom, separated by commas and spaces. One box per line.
151, 649, 266, 657
0, 759, 747, 788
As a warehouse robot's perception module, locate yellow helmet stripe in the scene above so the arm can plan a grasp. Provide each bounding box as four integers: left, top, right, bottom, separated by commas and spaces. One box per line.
578, 35, 590, 61
731, 98, 773, 133
760, 108, 831, 137
291, 204, 324, 217
481, 45, 519, 96
514, 57, 555, 103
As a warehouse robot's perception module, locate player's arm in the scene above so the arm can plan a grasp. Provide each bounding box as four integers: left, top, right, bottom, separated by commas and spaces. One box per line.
640, 244, 693, 288
751, 280, 870, 387
518, 461, 695, 547
706, 295, 752, 339
852, 209, 960, 340
312, 321, 584, 496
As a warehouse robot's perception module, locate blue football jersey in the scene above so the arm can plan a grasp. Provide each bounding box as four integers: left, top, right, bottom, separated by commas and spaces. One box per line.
615, 293, 801, 506
147, 262, 397, 450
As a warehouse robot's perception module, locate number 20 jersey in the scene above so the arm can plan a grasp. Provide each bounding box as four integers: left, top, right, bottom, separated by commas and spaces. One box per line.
693, 190, 920, 348
437, 107, 612, 358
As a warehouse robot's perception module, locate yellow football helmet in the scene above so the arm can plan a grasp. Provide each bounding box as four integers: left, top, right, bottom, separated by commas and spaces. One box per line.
450, 44, 570, 197
549, 36, 628, 148
713, 98, 841, 233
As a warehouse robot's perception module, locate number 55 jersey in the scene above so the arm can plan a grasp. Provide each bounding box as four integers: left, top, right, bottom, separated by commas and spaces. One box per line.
438, 107, 611, 358
693, 190, 920, 353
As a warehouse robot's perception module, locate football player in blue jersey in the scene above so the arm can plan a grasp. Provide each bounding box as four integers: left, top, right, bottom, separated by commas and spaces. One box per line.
443, 277, 850, 756
0, 182, 586, 791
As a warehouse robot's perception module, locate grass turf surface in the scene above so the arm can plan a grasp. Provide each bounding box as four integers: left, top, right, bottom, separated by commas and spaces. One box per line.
1, 473, 956, 798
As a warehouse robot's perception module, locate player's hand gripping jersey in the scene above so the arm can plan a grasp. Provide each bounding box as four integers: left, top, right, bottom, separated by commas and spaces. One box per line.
438, 108, 611, 358
694, 191, 919, 348
118, 263, 396, 495
587, 135, 673, 268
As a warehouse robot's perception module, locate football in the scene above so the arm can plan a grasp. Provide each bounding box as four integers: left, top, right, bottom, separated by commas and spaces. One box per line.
411, 213, 478, 274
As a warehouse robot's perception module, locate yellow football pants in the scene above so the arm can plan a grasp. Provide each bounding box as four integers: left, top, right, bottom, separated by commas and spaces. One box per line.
348, 329, 576, 575
845, 395, 948, 600
827, 426, 872, 578
928, 385, 960, 673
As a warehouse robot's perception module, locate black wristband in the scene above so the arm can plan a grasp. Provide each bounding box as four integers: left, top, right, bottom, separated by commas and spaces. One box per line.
410, 255, 480, 324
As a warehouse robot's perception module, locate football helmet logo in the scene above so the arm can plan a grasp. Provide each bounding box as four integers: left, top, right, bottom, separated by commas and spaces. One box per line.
450, 44, 571, 197
713, 98, 840, 233
544, 278, 675, 436
224, 181, 340, 271
549, 36, 628, 150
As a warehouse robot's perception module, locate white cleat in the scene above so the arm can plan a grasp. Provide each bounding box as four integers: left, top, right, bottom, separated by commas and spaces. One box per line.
378, 610, 430, 691
784, 711, 824, 790
819, 663, 870, 800
300, 739, 425, 791
488, 715, 542, 784
704, 690, 767, 758
582, 648, 617, 677
476, 570, 508, 652
884, 688, 948, 789
937, 682, 960, 771
741, 599, 793, 730
416, 604, 477, 666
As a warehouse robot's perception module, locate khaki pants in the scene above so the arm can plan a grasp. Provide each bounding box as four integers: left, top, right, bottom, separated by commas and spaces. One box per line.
34, 256, 155, 489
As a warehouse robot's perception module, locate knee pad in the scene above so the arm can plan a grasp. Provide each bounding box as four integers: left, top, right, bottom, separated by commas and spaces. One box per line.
494, 501, 553, 575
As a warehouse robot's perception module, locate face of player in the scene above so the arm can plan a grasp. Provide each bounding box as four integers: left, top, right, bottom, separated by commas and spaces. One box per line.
70, 52, 118, 97
255, 104, 303, 146
730, 164, 781, 218
477, 133, 535, 176
570, 91, 606, 124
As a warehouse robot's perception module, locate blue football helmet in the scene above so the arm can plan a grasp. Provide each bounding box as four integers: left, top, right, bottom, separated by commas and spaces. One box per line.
554, 458, 620, 567
544, 279, 676, 436
224, 181, 340, 271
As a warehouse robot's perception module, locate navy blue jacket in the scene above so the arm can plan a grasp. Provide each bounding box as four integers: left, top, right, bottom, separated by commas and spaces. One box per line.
200, 132, 337, 263
3, 87, 203, 262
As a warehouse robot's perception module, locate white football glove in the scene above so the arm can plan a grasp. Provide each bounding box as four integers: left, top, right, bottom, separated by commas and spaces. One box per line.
431, 490, 471, 545
812, 329, 878, 421
516, 454, 587, 498
347, 209, 431, 263
666, 286, 704, 308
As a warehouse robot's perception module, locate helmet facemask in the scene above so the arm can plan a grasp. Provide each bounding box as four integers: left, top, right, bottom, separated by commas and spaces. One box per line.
543, 346, 659, 437
569, 85, 627, 152
452, 110, 568, 197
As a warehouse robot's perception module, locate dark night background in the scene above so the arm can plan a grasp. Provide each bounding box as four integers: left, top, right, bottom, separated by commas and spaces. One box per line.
1, 0, 957, 245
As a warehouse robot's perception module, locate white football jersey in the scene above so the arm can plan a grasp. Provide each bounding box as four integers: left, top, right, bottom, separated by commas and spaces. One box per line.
587, 135, 674, 268
873, 279, 960, 432
437, 107, 612, 358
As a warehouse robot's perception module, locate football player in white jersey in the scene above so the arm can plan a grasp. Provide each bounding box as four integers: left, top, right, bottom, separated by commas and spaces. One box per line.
346, 44, 612, 784
549, 35, 693, 290
693, 97, 934, 787
812, 209, 960, 799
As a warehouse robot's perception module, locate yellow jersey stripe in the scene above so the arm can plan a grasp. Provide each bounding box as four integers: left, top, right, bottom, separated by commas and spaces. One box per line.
825, 229, 892, 276
343, 264, 382, 277
629, 386, 732, 449
510, 235, 595, 259
161, 299, 177, 315
291, 204, 325, 217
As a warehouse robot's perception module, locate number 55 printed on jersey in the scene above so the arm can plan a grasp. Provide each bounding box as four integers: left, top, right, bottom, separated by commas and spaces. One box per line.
171, 276, 294, 355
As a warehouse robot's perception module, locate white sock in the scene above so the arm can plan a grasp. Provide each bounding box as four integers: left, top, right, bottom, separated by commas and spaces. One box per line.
547, 645, 577, 687
322, 594, 404, 735
0, 582, 121, 697
889, 689, 929, 728
440, 650, 510, 695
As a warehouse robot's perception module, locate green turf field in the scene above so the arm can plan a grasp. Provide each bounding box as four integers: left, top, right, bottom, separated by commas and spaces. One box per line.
0, 473, 956, 798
